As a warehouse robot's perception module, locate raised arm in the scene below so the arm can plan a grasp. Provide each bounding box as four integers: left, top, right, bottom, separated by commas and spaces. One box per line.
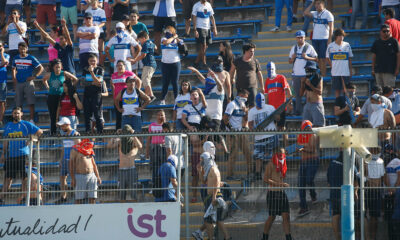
304, 1, 314, 18
33, 20, 56, 46
61, 17, 73, 46
188, 66, 206, 84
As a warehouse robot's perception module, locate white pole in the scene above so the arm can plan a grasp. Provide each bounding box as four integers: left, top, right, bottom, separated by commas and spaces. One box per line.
36, 140, 40, 206
26, 138, 34, 207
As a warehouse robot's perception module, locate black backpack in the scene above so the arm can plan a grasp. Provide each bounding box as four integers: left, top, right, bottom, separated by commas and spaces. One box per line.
152, 171, 163, 198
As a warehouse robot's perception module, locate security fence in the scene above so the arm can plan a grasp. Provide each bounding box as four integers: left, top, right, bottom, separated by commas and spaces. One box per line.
0, 129, 399, 240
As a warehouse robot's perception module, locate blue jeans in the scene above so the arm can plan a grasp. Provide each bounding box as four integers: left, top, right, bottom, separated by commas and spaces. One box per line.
161, 61, 181, 100
350, 0, 368, 29
298, 158, 319, 210
302, 0, 314, 35
121, 115, 142, 133
176, 119, 186, 130
275, 0, 293, 27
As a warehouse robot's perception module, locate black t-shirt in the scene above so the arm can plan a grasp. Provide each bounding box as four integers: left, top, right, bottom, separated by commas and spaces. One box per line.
335, 95, 359, 125
112, 4, 129, 21
371, 37, 399, 74
54, 43, 75, 74
82, 66, 105, 95
233, 56, 261, 89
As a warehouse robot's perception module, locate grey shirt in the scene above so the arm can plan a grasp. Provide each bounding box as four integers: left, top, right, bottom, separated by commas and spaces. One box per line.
165, 135, 184, 169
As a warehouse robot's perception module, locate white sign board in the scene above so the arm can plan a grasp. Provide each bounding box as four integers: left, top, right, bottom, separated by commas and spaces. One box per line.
0, 202, 181, 240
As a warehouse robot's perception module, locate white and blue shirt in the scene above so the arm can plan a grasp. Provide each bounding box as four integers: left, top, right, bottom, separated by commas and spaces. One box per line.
153, 0, 176, 17
107, 33, 138, 65
122, 88, 141, 116
85, 7, 106, 33
3, 120, 40, 158
289, 43, 318, 76
326, 41, 353, 76
0, 53, 10, 84
248, 104, 276, 140
224, 99, 246, 130
161, 37, 182, 63
386, 158, 400, 187
12, 55, 41, 83
174, 93, 191, 119
78, 25, 100, 54
182, 102, 205, 124
7, 22, 27, 50
311, 9, 334, 40
61, 129, 78, 160
205, 83, 224, 120
192, 1, 214, 29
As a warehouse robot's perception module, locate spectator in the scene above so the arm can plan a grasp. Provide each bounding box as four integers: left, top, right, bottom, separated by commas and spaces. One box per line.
21, 164, 43, 205
223, 89, 252, 180
173, 80, 192, 130
90, 82, 108, 133
381, 0, 400, 23
146, 110, 167, 186
12, 42, 44, 123
270, 0, 293, 32
304, 0, 334, 76
2, 8, 26, 64
163, 122, 185, 177
33, 21, 60, 62
211, 56, 232, 107
103, 0, 113, 39
230, 43, 264, 108
326, 28, 353, 97
289, 30, 318, 115
297, 120, 319, 216
136, 31, 157, 101
120, 14, 136, 39
35, 0, 57, 44
81, 54, 105, 133
219, 41, 234, 73
57, 79, 83, 130
350, 0, 368, 29
60, 0, 78, 40
105, 22, 140, 72
159, 26, 183, 105
128, 10, 149, 36
43, 59, 78, 134
155, 155, 179, 202
70, 139, 101, 204
77, 12, 100, 71
110, 0, 129, 24
85, 0, 106, 65
334, 83, 360, 126
181, 0, 197, 37
384, 154, 400, 239
55, 117, 80, 204
0, 107, 43, 204
0, 41, 9, 125
248, 93, 278, 180
114, 76, 150, 132
262, 147, 292, 240
300, 61, 325, 127
192, 0, 217, 68
152, 0, 176, 54
368, 94, 396, 129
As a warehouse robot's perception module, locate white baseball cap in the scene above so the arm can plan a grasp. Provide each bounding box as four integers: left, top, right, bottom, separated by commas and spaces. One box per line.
116, 22, 125, 29
57, 117, 71, 126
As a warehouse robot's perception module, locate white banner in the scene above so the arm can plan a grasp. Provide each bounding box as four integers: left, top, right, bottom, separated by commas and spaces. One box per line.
0, 202, 181, 240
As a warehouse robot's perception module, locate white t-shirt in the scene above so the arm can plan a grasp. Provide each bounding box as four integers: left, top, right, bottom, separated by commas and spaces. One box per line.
6, 0, 22, 4
311, 9, 334, 40
248, 104, 276, 140
382, 0, 400, 6
224, 99, 246, 130
360, 96, 392, 122
78, 25, 100, 54
192, 1, 214, 29
289, 43, 318, 76
161, 37, 182, 63
174, 93, 192, 119
182, 102, 205, 124
367, 157, 385, 179
326, 41, 353, 76
205, 85, 224, 120
8, 21, 27, 50
107, 33, 138, 64
122, 88, 141, 116
165, 135, 185, 169
85, 7, 106, 33
386, 158, 400, 187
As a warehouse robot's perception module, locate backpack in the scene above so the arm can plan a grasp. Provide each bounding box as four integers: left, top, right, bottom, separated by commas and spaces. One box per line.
152, 170, 163, 198
293, 43, 310, 65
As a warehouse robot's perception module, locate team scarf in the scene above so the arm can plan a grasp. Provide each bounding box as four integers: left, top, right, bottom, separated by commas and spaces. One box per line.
272, 152, 287, 177
297, 120, 313, 145
73, 139, 95, 156
203, 77, 216, 95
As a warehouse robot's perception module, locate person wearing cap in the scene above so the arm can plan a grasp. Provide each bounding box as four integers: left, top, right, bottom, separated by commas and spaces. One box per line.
152, 0, 177, 54
105, 21, 141, 72
270, 0, 293, 32
371, 24, 400, 88
55, 117, 80, 204
155, 154, 179, 202
304, 0, 334, 76
77, 11, 100, 71
289, 30, 317, 116
300, 60, 325, 127
334, 83, 360, 126
248, 93, 279, 181
84, 0, 106, 65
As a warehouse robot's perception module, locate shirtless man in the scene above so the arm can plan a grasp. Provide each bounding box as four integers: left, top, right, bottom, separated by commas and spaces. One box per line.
70, 139, 102, 204
300, 62, 325, 127
368, 94, 396, 145
262, 147, 293, 240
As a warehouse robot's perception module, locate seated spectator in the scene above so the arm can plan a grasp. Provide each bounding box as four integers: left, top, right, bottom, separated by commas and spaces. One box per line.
192, 0, 217, 68
369, 94, 395, 130
77, 12, 100, 71
181, 0, 197, 37
384, 154, 400, 239
155, 155, 179, 202
173, 80, 192, 130
270, 0, 293, 32
334, 83, 360, 126
58, 79, 83, 130
152, 0, 177, 54
70, 139, 101, 204
350, 0, 367, 29
12, 42, 44, 123
0, 41, 9, 125
85, 0, 106, 65
35, 0, 57, 44
60, 0, 78, 40
2, 8, 26, 64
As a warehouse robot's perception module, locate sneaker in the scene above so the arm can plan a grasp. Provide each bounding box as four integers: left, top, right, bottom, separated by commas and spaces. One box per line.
192, 230, 204, 240
286, 26, 292, 32
149, 96, 156, 103
270, 26, 280, 32
159, 100, 166, 105
298, 208, 310, 217
54, 197, 67, 205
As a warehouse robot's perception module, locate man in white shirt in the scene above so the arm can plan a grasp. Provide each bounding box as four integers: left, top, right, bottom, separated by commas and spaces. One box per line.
2, 8, 26, 64
288, 30, 318, 115
84, 0, 106, 64
192, 0, 217, 68
304, 0, 334, 76
76, 11, 100, 71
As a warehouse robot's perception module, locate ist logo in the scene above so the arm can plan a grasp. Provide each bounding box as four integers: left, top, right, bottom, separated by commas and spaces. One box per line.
126, 208, 167, 238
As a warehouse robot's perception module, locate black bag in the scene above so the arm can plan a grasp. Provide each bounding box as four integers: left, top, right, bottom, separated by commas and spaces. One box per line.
178, 42, 188, 58
192, 104, 210, 130
152, 172, 163, 198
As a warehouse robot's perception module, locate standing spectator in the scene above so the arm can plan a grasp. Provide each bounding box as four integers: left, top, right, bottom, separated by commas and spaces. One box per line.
173, 80, 192, 130
146, 110, 167, 185
2, 9, 26, 64
43, 59, 78, 134
0, 107, 43, 204
34, 20, 61, 62
110, 0, 129, 24
288, 30, 318, 115
381, 0, 400, 23
384, 8, 400, 43
219, 41, 234, 73
104, 0, 113, 39
326, 28, 354, 97
304, 0, 334, 76
350, 0, 368, 29
270, 0, 293, 32
128, 10, 149, 36
35, 0, 57, 44
159, 26, 183, 105
163, 122, 185, 176
114, 76, 150, 132
371, 24, 400, 88
211, 56, 232, 107
152, 0, 177, 54
12, 42, 44, 123
0, 41, 9, 125
192, 0, 217, 68
55, 117, 80, 204
85, 0, 106, 65
230, 43, 264, 108
105, 22, 141, 72
384, 154, 400, 239
57, 79, 83, 130
181, 0, 196, 37
136, 31, 157, 101
60, 0, 78, 40
77, 12, 100, 71
334, 83, 360, 126
155, 155, 179, 202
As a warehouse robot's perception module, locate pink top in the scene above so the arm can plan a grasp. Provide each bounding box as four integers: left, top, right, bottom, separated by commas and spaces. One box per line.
111, 71, 135, 99
149, 122, 165, 144
48, 38, 59, 61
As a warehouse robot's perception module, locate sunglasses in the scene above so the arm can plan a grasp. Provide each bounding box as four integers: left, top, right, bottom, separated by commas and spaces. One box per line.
382, 30, 390, 33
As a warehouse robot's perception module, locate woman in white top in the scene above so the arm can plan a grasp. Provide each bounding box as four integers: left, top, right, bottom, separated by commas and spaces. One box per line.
160, 26, 183, 105
173, 79, 192, 130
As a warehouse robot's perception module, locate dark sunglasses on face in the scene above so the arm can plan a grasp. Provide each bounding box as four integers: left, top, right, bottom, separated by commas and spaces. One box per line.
382, 30, 390, 33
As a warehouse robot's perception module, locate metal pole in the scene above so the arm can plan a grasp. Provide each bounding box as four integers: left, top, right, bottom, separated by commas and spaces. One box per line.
36, 140, 40, 206
177, 135, 182, 202
26, 138, 34, 207
341, 147, 355, 240
184, 135, 190, 239
359, 157, 365, 240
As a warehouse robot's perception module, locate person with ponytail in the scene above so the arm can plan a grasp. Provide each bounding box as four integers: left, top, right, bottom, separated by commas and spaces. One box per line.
57, 78, 83, 130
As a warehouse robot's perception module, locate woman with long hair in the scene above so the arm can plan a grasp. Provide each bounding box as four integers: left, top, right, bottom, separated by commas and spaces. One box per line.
219, 41, 234, 72
172, 80, 192, 130
57, 78, 83, 130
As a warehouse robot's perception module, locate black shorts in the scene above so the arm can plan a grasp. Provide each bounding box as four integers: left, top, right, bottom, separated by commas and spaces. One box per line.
0, 0, 6, 12
4, 155, 27, 179
188, 122, 201, 130
99, 32, 106, 41
366, 188, 382, 218
331, 197, 341, 216
277, 110, 286, 128
266, 191, 289, 216
196, 28, 212, 45
182, 0, 197, 19
23, 0, 31, 6
203, 193, 228, 223
154, 16, 176, 32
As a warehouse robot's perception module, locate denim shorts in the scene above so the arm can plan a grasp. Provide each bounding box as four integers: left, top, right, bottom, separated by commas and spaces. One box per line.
312, 39, 328, 59
0, 82, 7, 102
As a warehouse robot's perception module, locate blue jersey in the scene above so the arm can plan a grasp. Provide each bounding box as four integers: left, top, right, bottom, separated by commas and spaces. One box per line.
0, 53, 10, 84
61, 129, 78, 160
155, 162, 177, 202
12, 54, 41, 83
3, 120, 40, 157
141, 40, 157, 69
